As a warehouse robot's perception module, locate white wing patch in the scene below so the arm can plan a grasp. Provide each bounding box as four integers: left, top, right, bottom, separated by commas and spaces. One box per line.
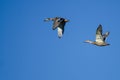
57, 27, 63, 38
96, 34, 104, 42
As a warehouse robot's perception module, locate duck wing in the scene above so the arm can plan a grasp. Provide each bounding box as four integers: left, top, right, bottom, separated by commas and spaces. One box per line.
103, 32, 110, 41
96, 24, 104, 42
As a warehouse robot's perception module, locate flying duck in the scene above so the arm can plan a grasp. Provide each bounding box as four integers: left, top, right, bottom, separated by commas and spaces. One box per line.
44, 17, 69, 38
84, 24, 110, 46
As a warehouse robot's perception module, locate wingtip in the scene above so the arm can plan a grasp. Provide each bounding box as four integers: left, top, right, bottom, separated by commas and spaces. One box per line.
107, 31, 110, 34
98, 24, 102, 28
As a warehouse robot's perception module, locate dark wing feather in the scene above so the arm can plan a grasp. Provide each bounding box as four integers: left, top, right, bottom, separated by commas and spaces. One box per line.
103, 32, 110, 41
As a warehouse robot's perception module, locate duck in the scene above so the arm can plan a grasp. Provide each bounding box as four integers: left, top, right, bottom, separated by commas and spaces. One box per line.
44, 17, 69, 38
84, 24, 110, 46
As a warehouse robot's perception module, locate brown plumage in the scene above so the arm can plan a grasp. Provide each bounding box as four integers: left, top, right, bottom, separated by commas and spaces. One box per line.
85, 24, 110, 46
44, 17, 69, 38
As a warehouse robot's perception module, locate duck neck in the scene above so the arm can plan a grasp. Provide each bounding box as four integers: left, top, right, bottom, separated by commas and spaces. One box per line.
86, 40, 94, 44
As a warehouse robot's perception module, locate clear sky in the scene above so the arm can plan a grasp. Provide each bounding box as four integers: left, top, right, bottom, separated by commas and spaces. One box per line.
1, 0, 120, 80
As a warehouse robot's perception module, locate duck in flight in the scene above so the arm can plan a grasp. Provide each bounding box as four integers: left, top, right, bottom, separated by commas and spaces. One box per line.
84, 24, 110, 46
44, 17, 69, 38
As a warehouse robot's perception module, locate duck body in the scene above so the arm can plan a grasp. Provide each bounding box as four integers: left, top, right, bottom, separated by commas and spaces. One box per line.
85, 24, 110, 46
44, 17, 69, 38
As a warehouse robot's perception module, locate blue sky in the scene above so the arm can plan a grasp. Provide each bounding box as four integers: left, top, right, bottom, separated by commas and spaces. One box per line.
1, 0, 120, 80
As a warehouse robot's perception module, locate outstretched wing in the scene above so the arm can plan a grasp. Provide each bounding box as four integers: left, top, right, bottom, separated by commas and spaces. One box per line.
103, 32, 110, 41
96, 24, 104, 42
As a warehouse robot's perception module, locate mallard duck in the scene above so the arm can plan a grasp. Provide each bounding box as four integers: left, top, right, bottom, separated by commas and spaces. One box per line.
44, 17, 69, 38
85, 24, 110, 46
